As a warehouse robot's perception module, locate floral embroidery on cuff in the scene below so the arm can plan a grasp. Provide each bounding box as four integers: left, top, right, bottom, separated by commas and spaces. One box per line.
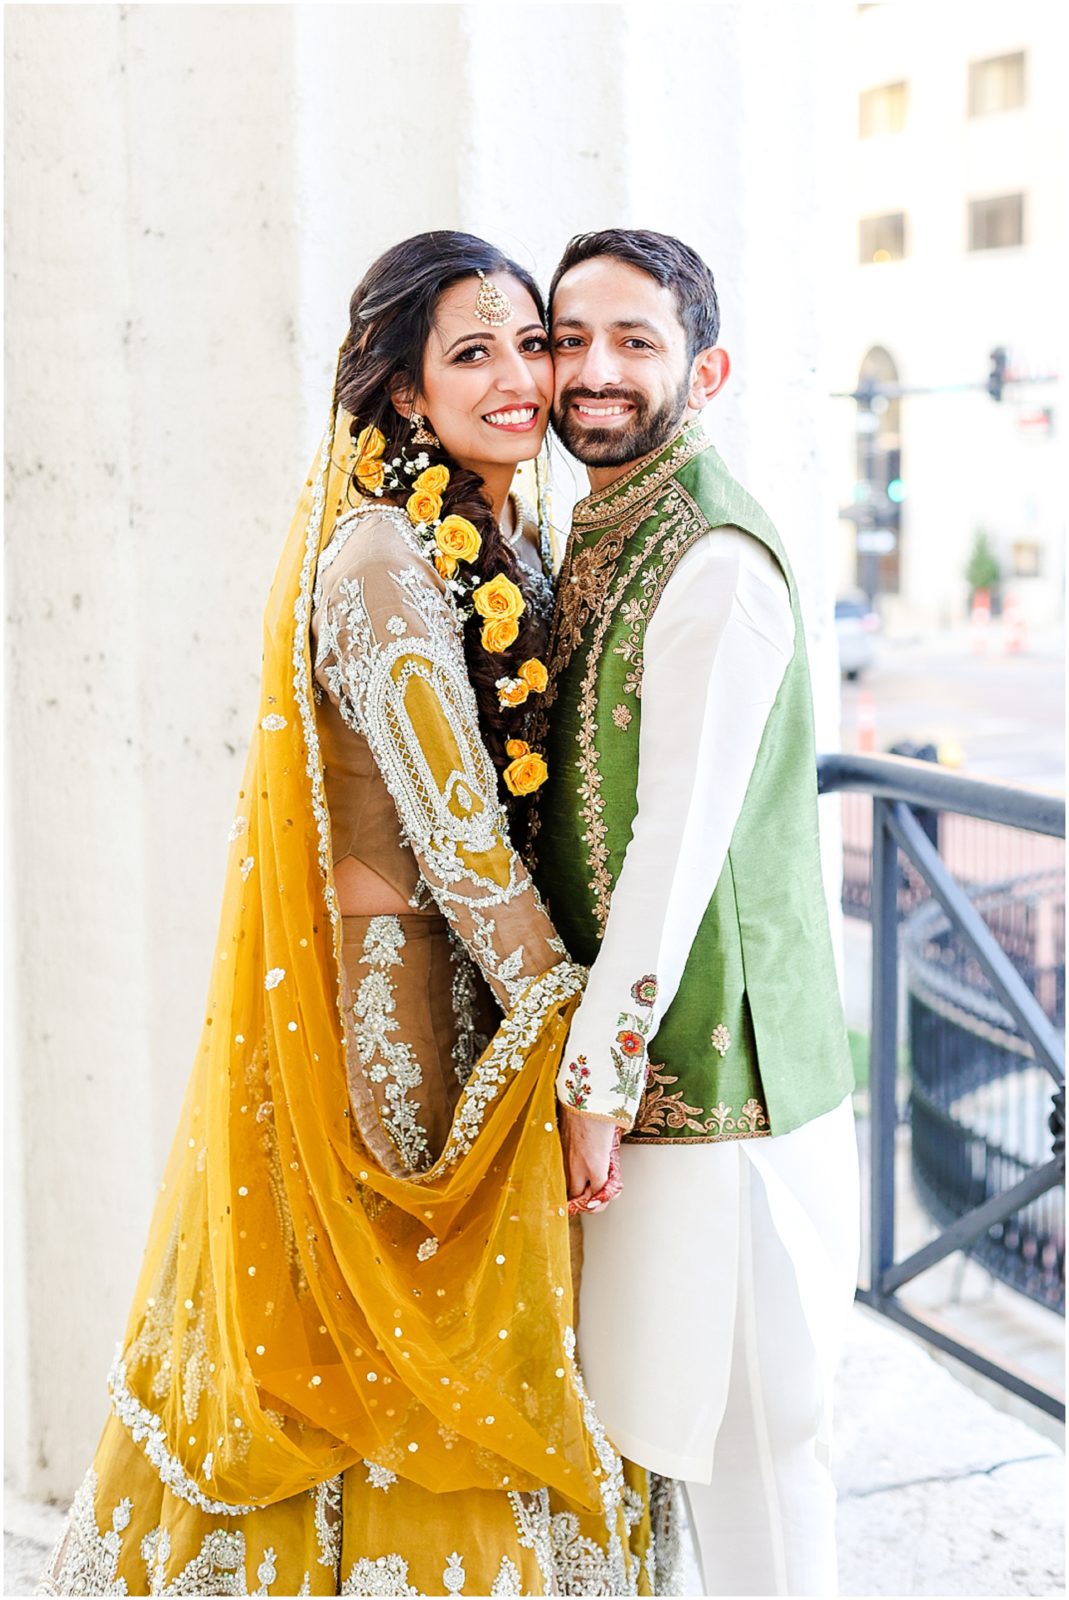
608, 974, 659, 1121
562, 1055, 591, 1110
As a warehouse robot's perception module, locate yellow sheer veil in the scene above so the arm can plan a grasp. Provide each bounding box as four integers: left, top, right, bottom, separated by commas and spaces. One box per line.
108, 388, 615, 1521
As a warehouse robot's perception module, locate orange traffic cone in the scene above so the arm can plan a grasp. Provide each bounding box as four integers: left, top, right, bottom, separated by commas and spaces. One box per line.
1003, 592, 1027, 654
971, 589, 991, 654
858, 689, 876, 753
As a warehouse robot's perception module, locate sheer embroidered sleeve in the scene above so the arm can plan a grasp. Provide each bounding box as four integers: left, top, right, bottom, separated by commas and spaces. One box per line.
313, 508, 566, 1012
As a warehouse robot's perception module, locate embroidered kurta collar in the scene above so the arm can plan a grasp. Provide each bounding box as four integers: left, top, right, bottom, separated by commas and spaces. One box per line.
571, 418, 711, 532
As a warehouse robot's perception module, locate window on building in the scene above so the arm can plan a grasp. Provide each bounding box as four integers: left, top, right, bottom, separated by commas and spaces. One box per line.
859, 213, 906, 264
968, 52, 1026, 115
968, 194, 1025, 251
860, 82, 907, 137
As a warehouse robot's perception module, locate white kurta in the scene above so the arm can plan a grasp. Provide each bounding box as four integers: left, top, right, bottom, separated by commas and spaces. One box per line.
561, 528, 861, 1593
556, 527, 797, 1119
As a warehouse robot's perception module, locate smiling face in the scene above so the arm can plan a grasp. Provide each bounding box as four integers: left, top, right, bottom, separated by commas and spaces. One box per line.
550, 255, 699, 470
412, 273, 553, 478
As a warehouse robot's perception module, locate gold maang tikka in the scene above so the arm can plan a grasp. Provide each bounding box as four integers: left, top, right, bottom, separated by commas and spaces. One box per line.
474, 270, 515, 327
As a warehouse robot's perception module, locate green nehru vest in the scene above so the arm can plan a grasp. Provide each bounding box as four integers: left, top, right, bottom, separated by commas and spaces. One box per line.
529, 422, 854, 1144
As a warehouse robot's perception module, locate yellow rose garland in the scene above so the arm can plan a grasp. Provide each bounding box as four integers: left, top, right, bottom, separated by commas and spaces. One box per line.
497, 678, 530, 709
353, 424, 387, 492
355, 424, 385, 461
518, 657, 548, 693
407, 487, 443, 525
481, 616, 520, 653
348, 430, 550, 793
412, 464, 450, 496
473, 573, 526, 623
504, 746, 549, 796
435, 515, 482, 564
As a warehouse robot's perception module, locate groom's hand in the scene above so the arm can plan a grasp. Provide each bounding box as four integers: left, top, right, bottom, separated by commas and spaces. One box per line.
560, 1108, 621, 1213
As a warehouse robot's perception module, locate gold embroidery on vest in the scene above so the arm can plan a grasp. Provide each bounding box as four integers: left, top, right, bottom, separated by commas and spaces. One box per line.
632, 1067, 770, 1141
539, 523, 631, 695
570, 490, 709, 935
571, 424, 708, 531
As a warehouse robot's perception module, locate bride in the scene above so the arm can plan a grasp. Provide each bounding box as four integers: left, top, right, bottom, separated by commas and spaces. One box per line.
39, 232, 682, 1597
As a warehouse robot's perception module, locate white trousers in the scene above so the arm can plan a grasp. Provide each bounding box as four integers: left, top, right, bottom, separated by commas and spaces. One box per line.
577, 1098, 860, 1597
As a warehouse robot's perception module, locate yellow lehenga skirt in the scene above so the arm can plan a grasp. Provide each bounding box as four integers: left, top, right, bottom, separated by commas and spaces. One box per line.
38, 916, 686, 1596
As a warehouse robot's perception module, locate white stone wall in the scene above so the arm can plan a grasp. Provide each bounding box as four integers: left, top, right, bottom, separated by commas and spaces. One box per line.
5, 1, 847, 1500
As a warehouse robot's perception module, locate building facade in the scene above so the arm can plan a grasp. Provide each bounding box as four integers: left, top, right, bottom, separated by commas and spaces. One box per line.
835, 1, 1066, 632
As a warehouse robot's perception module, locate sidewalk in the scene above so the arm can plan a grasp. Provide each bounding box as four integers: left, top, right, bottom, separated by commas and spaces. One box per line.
835, 1306, 1064, 1598
5, 1304, 1063, 1597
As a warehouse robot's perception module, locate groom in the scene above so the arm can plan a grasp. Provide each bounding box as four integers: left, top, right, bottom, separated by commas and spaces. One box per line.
527, 230, 861, 1597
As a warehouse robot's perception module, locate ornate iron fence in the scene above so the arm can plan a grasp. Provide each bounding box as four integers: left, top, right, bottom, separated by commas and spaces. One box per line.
819, 752, 1065, 1419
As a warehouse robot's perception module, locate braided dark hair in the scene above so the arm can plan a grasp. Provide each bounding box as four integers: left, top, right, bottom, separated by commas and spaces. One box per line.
333, 232, 546, 776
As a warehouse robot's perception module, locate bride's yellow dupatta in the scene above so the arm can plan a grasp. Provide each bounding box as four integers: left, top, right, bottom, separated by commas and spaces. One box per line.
109, 403, 617, 1523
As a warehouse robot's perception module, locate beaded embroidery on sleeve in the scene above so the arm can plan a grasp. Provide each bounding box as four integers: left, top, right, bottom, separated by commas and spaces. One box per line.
314, 505, 559, 1011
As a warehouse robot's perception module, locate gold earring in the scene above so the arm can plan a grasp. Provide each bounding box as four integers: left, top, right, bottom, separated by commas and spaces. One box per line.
410, 412, 439, 447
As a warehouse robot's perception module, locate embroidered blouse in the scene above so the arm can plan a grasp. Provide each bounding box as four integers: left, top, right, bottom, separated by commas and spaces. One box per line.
311, 503, 564, 1013
557, 527, 795, 1125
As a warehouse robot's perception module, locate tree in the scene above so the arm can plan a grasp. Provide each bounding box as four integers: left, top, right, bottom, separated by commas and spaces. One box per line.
965, 529, 1001, 596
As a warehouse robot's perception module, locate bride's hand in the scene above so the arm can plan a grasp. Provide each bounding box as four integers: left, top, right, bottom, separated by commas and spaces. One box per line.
560, 1108, 623, 1215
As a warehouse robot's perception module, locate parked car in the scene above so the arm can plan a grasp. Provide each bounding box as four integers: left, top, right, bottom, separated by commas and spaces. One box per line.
835, 592, 881, 678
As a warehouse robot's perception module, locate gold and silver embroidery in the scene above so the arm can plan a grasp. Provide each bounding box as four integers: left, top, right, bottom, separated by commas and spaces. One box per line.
351, 916, 429, 1172
314, 505, 547, 1012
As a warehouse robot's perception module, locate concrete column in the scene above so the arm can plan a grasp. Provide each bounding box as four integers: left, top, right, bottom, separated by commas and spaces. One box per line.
5, 2, 303, 1499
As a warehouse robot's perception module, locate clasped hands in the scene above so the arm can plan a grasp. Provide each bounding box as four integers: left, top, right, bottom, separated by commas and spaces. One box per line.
559, 1106, 623, 1215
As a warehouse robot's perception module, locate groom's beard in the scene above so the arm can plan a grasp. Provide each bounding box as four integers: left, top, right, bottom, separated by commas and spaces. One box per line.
552, 378, 692, 466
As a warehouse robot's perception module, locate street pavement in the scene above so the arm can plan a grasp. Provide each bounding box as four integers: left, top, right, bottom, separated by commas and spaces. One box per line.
839, 624, 1065, 792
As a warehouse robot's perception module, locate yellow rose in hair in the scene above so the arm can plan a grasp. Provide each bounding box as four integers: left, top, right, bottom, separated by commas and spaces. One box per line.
473, 572, 526, 622
407, 488, 443, 526
504, 750, 549, 797
481, 617, 520, 653
413, 464, 450, 496
436, 515, 482, 564
355, 457, 385, 493
518, 657, 548, 693
434, 551, 458, 581
498, 679, 530, 709
505, 739, 530, 759
355, 424, 385, 461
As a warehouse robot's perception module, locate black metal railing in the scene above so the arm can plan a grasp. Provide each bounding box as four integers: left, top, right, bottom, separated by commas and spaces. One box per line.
818, 752, 1066, 1419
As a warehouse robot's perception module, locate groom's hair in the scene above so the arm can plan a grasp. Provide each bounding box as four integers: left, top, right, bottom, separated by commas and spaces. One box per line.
549, 229, 720, 359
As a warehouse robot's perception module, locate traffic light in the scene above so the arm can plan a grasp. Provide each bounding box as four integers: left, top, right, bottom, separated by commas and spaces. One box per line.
987, 346, 1007, 402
